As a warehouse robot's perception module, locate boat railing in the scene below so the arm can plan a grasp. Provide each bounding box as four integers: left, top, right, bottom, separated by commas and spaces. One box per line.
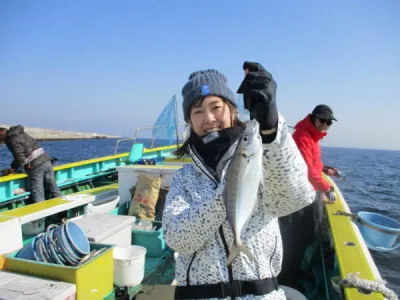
113, 124, 186, 155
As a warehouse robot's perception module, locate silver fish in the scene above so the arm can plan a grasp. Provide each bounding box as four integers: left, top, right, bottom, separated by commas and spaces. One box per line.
224, 119, 263, 266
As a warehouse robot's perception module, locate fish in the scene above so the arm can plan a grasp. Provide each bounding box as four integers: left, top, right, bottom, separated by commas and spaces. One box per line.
224, 119, 264, 266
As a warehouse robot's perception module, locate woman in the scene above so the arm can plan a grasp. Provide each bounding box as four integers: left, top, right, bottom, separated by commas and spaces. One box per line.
162, 62, 315, 299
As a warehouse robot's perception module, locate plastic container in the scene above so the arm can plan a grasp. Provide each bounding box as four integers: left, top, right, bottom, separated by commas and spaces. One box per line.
84, 190, 120, 216
280, 285, 307, 300
15, 237, 37, 261
16, 222, 90, 265
57, 226, 81, 264
113, 245, 147, 287
64, 221, 90, 256
6, 243, 114, 300
132, 221, 166, 257
356, 212, 400, 251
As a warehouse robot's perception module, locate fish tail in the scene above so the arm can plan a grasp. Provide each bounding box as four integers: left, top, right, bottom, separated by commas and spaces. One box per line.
227, 243, 257, 266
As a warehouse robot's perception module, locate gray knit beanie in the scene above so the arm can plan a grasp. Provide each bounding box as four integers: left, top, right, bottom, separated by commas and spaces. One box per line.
182, 69, 237, 122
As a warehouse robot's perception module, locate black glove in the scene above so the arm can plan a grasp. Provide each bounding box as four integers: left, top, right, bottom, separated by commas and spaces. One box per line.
323, 165, 342, 178
325, 186, 336, 203
237, 61, 278, 131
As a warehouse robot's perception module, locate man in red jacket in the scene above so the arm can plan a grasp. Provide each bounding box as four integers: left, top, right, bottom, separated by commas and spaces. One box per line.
292, 104, 341, 201
278, 104, 341, 290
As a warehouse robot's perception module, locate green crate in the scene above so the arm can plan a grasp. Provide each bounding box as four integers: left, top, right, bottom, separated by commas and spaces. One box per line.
132, 221, 166, 257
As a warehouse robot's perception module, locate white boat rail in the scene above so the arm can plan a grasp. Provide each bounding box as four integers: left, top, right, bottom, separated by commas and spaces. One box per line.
113, 124, 186, 155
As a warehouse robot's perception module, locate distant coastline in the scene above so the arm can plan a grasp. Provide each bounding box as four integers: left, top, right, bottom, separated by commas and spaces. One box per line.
0, 124, 119, 141
321, 145, 400, 152
35, 136, 112, 141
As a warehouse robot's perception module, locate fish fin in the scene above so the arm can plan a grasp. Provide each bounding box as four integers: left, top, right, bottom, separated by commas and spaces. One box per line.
227, 243, 257, 266
227, 244, 240, 266
260, 170, 265, 189
259, 172, 265, 198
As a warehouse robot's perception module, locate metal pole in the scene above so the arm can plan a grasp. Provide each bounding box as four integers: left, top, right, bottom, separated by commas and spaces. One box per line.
173, 94, 179, 148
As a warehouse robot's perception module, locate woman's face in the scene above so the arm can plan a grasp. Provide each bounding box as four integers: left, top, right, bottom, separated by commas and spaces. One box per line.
189, 96, 232, 136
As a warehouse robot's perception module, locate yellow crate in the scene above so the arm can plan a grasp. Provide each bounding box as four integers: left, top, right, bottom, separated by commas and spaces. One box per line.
0, 255, 6, 270
5, 243, 114, 300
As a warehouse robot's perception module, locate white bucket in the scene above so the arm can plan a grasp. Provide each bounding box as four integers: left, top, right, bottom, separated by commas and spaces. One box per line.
113, 245, 147, 287
280, 285, 307, 300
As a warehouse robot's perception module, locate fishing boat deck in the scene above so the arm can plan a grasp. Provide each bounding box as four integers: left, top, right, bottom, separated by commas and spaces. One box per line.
103, 249, 176, 299
0, 143, 390, 299
324, 176, 384, 299
0, 184, 118, 224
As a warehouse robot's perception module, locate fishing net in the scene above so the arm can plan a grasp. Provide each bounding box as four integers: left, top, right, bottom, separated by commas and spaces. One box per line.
236, 94, 250, 122
152, 95, 179, 146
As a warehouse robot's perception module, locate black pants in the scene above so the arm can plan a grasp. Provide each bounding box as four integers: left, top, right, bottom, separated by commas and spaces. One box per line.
28, 161, 62, 202
278, 193, 323, 288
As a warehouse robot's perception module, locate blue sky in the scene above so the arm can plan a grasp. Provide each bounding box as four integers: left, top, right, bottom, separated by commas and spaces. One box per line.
1, 0, 399, 150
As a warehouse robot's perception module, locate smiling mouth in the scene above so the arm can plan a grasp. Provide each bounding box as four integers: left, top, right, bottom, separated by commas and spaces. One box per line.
204, 127, 221, 134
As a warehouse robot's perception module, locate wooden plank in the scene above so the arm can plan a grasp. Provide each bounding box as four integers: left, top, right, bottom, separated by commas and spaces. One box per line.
128, 165, 182, 170
80, 184, 119, 196
164, 157, 192, 163
0, 184, 119, 223
0, 199, 71, 218
0, 173, 26, 183
0, 271, 76, 300
0, 198, 93, 225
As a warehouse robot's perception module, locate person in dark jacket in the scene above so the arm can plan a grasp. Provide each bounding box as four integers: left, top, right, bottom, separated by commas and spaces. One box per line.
0, 125, 62, 202
278, 104, 342, 290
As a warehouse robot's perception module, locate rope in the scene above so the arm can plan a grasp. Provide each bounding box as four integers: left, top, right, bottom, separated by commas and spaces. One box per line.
318, 234, 330, 300
339, 272, 398, 300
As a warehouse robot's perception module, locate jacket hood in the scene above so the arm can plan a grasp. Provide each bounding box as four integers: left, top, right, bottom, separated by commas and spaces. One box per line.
294, 114, 327, 142
7, 125, 24, 137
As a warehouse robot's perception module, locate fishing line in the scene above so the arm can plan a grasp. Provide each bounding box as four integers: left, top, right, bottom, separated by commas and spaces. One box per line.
338, 176, 381, 203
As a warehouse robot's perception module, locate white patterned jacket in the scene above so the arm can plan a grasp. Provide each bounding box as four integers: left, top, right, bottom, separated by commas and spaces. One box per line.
162, 115, 315, 300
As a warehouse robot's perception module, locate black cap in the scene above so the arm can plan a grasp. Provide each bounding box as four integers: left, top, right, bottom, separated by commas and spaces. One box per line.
312, 105, 337, 121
